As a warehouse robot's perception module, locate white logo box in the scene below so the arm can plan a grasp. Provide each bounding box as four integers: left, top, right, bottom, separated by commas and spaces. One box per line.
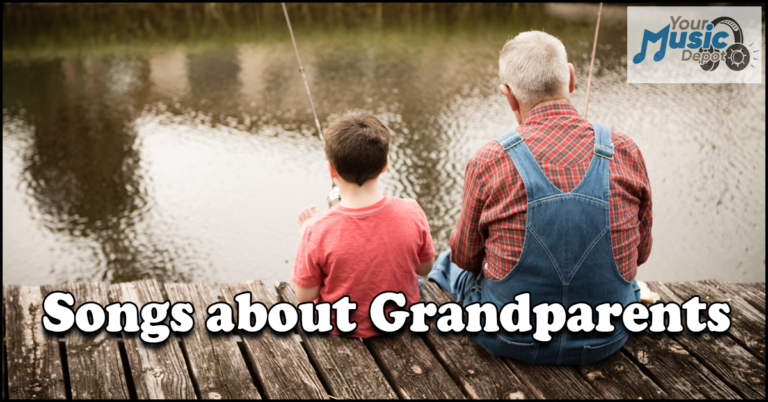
627, 6, 762, 83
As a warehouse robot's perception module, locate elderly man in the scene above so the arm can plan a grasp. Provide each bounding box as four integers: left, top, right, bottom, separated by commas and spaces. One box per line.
428, 31, 653, 365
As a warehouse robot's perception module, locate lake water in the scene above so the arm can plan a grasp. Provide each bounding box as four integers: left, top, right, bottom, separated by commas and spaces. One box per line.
3, 4, 765, 286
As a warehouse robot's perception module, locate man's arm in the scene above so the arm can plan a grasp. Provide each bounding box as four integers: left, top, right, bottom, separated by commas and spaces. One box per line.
636, 154, 653, 265
449, 157, 487, 273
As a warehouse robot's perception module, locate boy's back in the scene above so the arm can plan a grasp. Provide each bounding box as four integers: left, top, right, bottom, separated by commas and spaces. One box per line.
292, 195, 434, 338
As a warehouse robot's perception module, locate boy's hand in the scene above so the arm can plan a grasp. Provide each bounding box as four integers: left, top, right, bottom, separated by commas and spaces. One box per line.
297, 205, 319, 235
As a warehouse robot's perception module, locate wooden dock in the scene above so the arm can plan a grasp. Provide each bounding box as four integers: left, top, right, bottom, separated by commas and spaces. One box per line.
3, 280, 765, 399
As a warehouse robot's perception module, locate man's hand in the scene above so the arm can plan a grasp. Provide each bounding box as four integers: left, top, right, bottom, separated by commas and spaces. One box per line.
297, 205, 319, 235
638, 281, 660, 304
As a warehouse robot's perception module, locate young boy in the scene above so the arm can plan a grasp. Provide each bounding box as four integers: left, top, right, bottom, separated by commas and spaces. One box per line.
292, 110, 435, 338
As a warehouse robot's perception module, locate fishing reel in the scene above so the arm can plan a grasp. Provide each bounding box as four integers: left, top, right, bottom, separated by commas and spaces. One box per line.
327, 184, 341, 207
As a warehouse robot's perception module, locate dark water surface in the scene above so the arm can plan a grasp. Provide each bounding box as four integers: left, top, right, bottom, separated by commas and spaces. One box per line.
3, 4, 765, 286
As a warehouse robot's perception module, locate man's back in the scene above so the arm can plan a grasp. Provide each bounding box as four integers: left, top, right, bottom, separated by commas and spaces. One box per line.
449, 102, 652, 281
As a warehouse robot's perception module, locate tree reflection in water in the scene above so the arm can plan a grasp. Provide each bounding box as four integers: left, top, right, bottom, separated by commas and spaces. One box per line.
4, 57, 196, 283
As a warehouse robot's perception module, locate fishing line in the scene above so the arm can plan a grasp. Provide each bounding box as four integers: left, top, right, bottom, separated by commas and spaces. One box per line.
583, 2, 603, 119
281, 3, 340, 206
282, 3, 324, 141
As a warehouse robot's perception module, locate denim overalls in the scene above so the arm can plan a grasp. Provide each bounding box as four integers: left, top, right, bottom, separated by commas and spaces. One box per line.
429, 123, 641, 365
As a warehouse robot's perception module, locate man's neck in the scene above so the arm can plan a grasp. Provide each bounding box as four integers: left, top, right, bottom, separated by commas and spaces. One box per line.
519, 98, 570, 125
337, 178, 384, 209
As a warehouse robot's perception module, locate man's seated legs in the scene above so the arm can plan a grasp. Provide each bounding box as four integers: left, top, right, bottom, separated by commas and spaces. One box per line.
427, 250, 481, 305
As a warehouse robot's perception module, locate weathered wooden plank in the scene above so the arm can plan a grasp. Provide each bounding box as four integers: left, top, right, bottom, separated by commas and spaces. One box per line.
220, 280, 327, 400
503, 360, 598, 399
703, 280, 765, 316
4, 285, 66, 399
3, 287, 7, 401
165, 282, 261, 400
622, 331, 742, 399
110, 280, 196, 399
420, 282, 533, 399
365, 331, 466, 399
702, 280, 765, 319
578, 346, 669, 399
735, 282, 766, 315
719, 281, 765, 315
275, 282, 397, 399
59, 282, 130, 399
647, 282, 764, 399
3, 291, 6, 401
739, 282, 765, 296
667, 281, 765, 361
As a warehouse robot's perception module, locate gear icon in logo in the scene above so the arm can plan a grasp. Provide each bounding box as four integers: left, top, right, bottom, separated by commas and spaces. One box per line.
725, 44, 749, 71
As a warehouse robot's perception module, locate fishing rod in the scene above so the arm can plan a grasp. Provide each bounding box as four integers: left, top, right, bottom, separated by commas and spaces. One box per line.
582, 4, 661, 304
583, 2, 603, 119
281, 3, 341, 207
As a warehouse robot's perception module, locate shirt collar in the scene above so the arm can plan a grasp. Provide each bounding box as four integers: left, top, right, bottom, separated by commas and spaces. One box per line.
523, 101, 582, 126
335, 194, 391, 216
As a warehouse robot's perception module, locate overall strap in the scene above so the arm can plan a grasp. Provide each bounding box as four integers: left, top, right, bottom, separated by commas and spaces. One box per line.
571, 123, 613, 201
592, 123, 614, 160
496, 132, 560, 201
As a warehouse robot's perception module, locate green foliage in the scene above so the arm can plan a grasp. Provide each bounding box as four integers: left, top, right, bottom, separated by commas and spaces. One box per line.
3, 3, 601, 60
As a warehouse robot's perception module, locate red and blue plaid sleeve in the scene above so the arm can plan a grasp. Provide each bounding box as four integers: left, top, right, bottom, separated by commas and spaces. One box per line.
449, 154, 487, 274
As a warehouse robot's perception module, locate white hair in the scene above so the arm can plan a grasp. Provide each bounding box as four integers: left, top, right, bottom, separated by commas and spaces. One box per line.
499, 31, 570, 107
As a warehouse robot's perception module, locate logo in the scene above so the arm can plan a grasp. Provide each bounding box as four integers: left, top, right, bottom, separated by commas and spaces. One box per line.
627, 7, 762, 83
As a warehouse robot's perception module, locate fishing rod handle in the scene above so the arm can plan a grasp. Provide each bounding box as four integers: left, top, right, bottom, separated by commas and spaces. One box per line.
327, 185, 341, 207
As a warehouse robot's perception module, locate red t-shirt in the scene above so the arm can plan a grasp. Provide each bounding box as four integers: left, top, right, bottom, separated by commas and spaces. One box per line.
292, 195, 435, 338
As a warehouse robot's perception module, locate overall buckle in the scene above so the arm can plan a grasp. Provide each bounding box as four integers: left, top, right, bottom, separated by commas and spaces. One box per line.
594, 144, 614, 160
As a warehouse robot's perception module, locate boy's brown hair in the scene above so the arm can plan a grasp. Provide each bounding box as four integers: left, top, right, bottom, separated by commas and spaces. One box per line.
324, 110, 390, 186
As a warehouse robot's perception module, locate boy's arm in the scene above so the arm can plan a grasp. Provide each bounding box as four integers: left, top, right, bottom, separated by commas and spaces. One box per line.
412, 201, 436, 277
416, 257, 434, 276
292, 219, 323, 303
296, 284, 321, 303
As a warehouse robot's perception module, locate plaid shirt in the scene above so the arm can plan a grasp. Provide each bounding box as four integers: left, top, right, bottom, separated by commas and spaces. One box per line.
449, 102, 652, 281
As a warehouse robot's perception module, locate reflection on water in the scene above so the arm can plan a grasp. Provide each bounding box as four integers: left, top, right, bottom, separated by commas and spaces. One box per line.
3, 4, 765, 286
